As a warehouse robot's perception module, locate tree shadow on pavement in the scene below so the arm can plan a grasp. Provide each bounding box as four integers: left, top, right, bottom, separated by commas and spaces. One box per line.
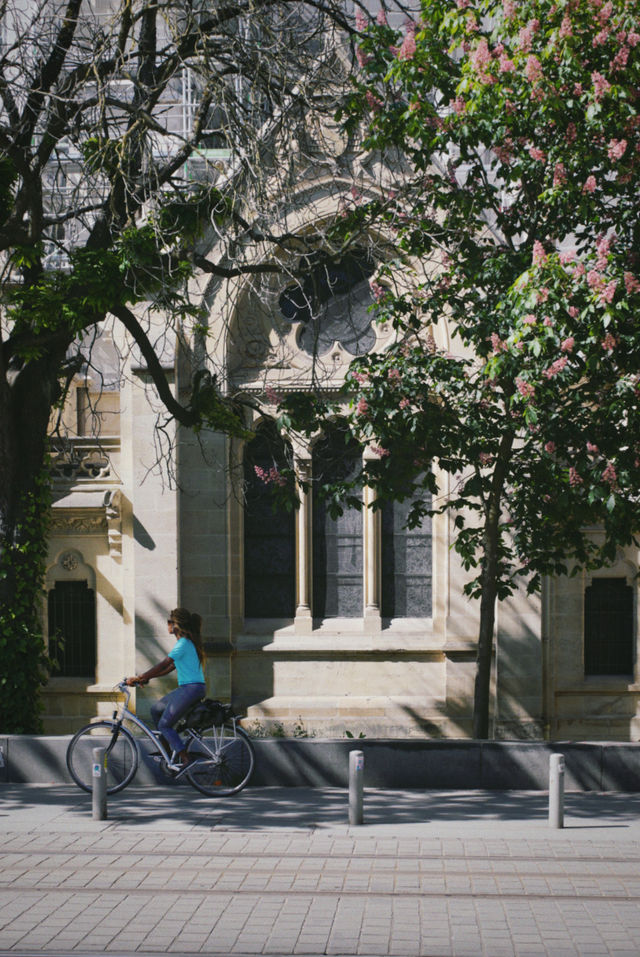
2, 784, 640, 832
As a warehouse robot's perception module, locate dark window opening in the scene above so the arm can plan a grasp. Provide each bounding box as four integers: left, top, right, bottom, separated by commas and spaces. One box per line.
279, 252, 376, 358
381, 493, 432, 618
244, 424, 295, 618
48, 580, 96, 678
584, 577, 634, 676
312, 425, 363, 618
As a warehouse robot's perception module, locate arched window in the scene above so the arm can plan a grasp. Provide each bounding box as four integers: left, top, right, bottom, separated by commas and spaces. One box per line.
48, 580, 96, 678
312, 426, 363, 618
381, 493, 432, 618
584, 578, 634, 676
279, 252, 376, 358
243, 423, 296, 618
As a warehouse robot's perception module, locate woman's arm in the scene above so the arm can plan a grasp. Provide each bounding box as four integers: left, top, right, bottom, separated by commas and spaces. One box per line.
126, 657, 176, 686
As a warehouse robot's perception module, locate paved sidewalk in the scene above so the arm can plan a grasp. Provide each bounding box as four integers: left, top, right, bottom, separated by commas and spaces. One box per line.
2, 784, 640, 956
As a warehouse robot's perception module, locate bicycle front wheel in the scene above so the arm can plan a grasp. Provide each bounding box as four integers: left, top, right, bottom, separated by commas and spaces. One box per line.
66, 720, 138, 794
186, 721, 255, 796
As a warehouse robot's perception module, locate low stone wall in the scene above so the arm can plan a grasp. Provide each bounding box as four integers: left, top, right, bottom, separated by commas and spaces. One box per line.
2, 736, 640, 791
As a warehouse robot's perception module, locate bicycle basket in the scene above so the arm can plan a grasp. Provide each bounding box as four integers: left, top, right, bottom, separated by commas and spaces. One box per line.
177, 698, 231, 731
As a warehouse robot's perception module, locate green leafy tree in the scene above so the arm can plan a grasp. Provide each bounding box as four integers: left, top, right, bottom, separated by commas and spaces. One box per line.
0, 0, 356, 731
280, 0, 640, 737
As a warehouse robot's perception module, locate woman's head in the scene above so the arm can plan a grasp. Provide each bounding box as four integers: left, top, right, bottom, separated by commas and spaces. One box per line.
169, 607, 205, 665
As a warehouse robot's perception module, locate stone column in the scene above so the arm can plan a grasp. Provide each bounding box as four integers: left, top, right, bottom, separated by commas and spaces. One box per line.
363, 482, 382, 631
295, 457, 313, 634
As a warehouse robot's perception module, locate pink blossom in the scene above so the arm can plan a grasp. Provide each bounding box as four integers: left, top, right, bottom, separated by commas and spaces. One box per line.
523, 313, 537, 325
624, 272, 640, 294
566, 122, 577, 143
356, 397, 369, 416
543, 356, 569, 378
490, 332, 505, 353
537, 287, 550, 303
471, 38, 493, 82
366, 90, 383, 111
599, 1, 613, 23
503, 0, 517, 18
587, 269, 603, 290
596, 233, 614, 269
607, 138, 627, 160
518, 20, 539, 52
553, 162, 567, 187
525, 55, 543, 84
370, 280, 386, 301
600, 280, 617, 304
532, 241, 547, 267
545, 441, 556, 454
453, 96, 466, 115
583, 175, 597, 193
568, 306, 579, 318
543, 317, 553, 327
569, 467, 583, 486
592, 71, 611, 101
399, 398, 410, 409
356, 9, 368, 31
559, 250, 576, 266
628, 30, 640, 46
559, 14, 573, 38
572, 262, 586, 278
528, 146, 546, 162
499, 53, 516, 72
587, 442, 599, 454
376, 9, 388, 25
516, 377, 535, 399
602, 462, 617, 486
592, 27, 610, 46
351, 371, 368, 384
611, 46, 630, 71
254, 465, 287, 487
370, 445, 390, 457
601, 332, 618, 351
265, 385, 283, 404
478, 452, 493, 466
387, 367, 402, 384
398, 25, 417, 60
560, 337, 575, 352
356, 48, 372, 67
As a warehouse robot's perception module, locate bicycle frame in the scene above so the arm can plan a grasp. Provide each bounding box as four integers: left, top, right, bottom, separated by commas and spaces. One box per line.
110, 681, 240, 767
106, 682, 183, 768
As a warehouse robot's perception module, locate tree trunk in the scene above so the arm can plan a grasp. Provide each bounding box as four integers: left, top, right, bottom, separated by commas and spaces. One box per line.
0, 347, 69, 732
472, 432, 514, 739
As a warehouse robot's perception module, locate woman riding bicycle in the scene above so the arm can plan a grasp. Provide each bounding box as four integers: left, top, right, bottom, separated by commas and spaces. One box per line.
126, 607, 206, 769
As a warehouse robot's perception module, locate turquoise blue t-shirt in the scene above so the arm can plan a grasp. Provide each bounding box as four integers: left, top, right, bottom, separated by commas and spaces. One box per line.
169, 637, 205, 685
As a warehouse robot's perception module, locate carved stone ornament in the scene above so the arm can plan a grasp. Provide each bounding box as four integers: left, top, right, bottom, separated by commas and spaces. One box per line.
60, 552, 79, 571
50, 511, 107, 533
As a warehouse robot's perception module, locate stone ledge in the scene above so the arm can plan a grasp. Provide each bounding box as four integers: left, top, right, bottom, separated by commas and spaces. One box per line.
2, 736, 640, 791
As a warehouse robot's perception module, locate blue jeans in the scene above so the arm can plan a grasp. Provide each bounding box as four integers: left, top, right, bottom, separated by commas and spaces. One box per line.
150, 683, 206, 755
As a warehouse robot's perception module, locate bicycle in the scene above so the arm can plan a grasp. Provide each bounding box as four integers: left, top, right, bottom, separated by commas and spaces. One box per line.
66, 681, 255, 797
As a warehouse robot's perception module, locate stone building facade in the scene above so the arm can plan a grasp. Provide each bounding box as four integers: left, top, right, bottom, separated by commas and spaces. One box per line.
41, 230, 640, 741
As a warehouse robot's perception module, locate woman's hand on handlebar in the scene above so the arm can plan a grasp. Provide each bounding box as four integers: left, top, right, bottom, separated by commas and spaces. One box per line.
125, 675, 148, 686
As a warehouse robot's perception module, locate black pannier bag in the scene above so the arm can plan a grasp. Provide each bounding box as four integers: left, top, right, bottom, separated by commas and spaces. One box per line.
176, 699, 233, 732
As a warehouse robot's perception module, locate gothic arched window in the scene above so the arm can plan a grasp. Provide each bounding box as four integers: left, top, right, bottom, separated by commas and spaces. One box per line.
312, 425, 363, 618
243, 423, 296, 618
279, 252, 376, 359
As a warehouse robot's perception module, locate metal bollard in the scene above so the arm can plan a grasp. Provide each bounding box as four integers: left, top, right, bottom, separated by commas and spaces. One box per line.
549, 753, 565, 829
92, 747, 108, 821
349, 749, 364, 826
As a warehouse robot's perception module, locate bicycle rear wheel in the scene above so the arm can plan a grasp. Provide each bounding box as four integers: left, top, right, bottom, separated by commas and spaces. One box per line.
186, 721, 255, 796
66, 720, 138, 794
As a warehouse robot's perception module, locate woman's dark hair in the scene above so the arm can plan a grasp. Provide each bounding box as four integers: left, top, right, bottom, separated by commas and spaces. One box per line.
171, 607, 205, 666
